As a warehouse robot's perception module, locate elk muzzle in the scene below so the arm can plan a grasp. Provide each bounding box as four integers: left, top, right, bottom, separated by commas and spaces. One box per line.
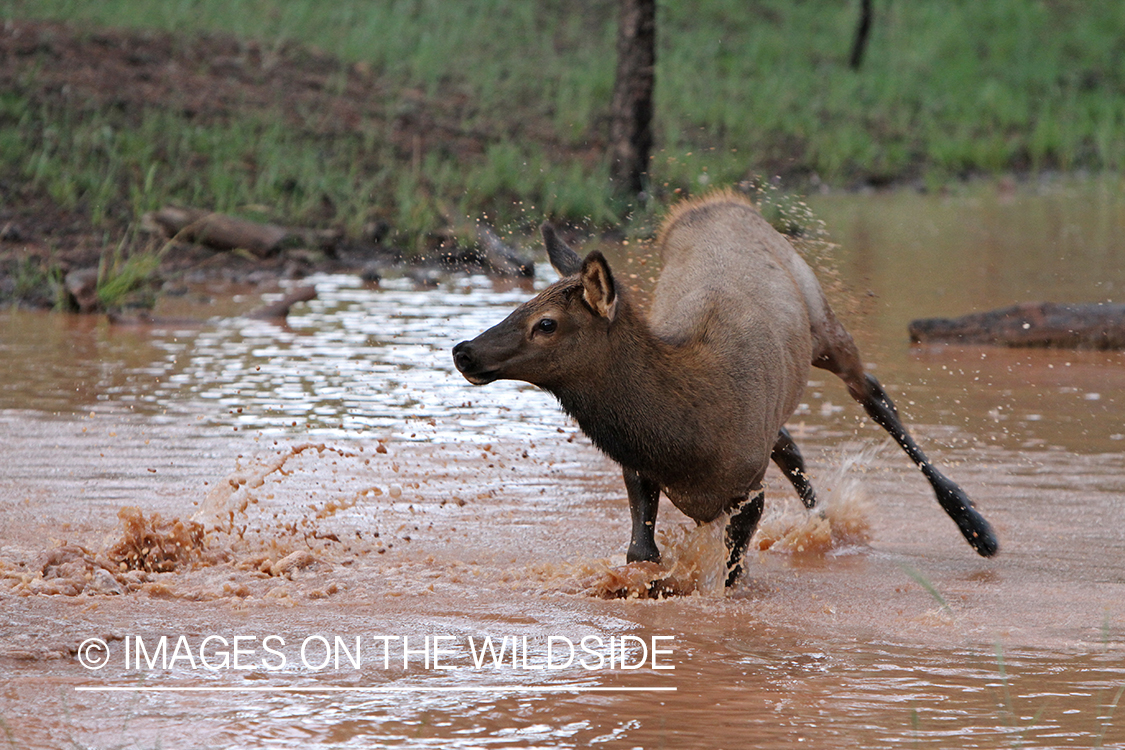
452, 340, 498, 385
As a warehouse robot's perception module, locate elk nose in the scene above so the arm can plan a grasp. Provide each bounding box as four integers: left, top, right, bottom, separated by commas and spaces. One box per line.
452, 341, 474, 373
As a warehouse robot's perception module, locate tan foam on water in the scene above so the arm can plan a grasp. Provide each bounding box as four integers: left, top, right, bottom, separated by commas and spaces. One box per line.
2, 441, 421, 600
532, 444, 881, 599
530, 519, 730, 600
754, 442, 878, 554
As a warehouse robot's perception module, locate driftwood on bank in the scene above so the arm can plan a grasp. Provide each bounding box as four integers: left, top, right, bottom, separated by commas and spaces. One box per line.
146, 207, 290, 257
909, 302, 1125, 349
245, 285, 318, 319
475, 223, 534, 278
148, 204, 530, 277
107, 286, 317, 326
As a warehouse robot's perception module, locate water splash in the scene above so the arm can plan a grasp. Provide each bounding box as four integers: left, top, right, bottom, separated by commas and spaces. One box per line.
536, 443, 882, 600
4, 442, 402, 600
754, 441, 879, 554
564, 520, 729, 600
655, 519, 728, 596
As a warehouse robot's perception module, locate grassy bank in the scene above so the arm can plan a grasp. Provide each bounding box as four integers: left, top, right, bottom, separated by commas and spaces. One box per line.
2, 0, 1125, 249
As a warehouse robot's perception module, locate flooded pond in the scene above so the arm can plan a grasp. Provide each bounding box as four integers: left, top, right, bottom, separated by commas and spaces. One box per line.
2, 181, 1125, 748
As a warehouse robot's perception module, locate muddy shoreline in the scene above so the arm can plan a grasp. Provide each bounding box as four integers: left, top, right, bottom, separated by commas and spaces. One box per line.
0, 17, 551, 313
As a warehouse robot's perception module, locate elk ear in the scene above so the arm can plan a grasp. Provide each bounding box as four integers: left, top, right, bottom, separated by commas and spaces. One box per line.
580, 251, 617, 321
541, 222, 582, 277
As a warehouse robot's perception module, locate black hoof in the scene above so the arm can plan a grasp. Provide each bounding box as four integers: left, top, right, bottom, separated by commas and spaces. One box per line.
626, 542, 661, 565
926, 466, 999, 557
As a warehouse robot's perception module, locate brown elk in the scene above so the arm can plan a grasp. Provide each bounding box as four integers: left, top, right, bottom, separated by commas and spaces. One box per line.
453, 191, 997, 586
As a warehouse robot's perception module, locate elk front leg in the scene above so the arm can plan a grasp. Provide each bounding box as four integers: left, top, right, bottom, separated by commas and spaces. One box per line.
771, 427, 817, 509
623, 468, 661, 563
725, 491, 764, 587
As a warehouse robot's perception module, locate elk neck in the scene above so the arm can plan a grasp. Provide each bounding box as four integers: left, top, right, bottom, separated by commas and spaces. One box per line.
547, 295, 717, 481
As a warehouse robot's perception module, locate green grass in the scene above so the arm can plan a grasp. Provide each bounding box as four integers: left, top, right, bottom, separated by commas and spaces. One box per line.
1098, 684, 1125, 748
992, 642, 1048, 748
95, 234, 161, 310
9, 255, 56, 302
1, 249, 63, 309
898, 563, 953, 616
3, 0, 1125, 246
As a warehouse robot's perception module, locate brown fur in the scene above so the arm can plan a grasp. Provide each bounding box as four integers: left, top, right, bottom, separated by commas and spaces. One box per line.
453, 192, 998, 582
654, 187, 757, 247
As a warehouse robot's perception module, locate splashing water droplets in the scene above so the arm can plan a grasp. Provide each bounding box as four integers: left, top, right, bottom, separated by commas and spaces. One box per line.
755, 441, 878, 555
575, 442, 880, 599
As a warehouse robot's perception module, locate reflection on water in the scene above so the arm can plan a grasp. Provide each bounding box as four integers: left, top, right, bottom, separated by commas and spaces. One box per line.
810, 177, 1125, 321
0, 272, 569, 443
2, 181, 1125, 748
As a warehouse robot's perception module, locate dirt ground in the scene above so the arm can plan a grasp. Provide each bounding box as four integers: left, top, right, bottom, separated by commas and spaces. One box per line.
0, 19, 560, 306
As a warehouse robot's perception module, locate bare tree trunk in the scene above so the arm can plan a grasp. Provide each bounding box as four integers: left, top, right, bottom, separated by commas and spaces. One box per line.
608, 0, 656, 196
848, 0, 874, 70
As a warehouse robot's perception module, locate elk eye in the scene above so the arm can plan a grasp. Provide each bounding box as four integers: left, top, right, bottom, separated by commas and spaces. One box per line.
535, 318, 557, 334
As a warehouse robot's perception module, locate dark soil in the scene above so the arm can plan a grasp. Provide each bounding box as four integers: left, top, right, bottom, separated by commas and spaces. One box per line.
0, 19, 547, 309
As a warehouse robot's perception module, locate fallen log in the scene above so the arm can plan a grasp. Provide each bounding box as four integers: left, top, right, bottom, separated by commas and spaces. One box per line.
245, 285, 317, 319
909, 302, 1125, 349
146, 206, 289, 257
109, 286, 317, 326
475, 222, 534, 277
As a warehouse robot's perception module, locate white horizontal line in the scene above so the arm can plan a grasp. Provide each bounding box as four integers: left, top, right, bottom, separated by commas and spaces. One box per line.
76, 685, 676, 694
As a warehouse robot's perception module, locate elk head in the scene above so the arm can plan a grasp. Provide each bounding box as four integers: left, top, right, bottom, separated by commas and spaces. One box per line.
452, 224, 619, 390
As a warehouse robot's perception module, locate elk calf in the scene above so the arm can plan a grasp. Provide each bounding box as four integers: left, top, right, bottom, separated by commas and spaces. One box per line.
453, 192, 997, 585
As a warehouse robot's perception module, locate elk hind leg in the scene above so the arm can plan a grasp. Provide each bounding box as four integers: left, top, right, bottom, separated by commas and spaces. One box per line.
814, 327, 998, 557
771, 427, 817, 509
725, 491, 764, 587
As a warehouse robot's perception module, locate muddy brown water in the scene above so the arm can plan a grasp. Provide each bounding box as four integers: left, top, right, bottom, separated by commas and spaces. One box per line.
2, 183, 1125, 748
